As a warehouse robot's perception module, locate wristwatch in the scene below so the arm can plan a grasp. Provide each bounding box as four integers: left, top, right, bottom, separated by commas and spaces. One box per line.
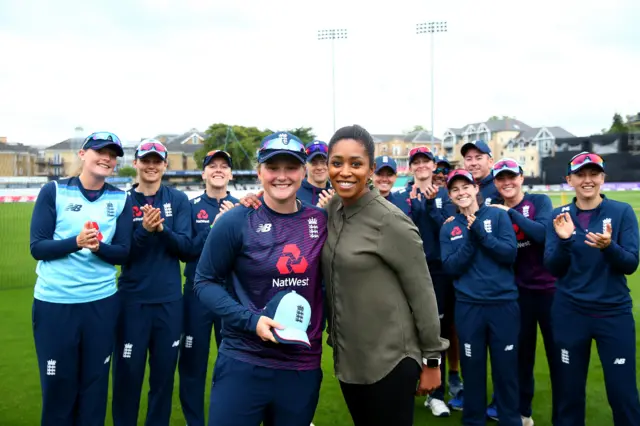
423, 357, 441, 368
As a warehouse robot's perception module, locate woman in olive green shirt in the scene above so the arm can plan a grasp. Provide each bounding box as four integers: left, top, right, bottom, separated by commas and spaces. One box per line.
322, 124, 449, 426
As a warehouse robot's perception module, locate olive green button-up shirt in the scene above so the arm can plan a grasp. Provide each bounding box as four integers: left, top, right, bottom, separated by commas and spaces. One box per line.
322, 189, 449, 385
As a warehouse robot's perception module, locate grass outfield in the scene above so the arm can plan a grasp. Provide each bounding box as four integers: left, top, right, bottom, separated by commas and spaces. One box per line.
0, 192, 639, 425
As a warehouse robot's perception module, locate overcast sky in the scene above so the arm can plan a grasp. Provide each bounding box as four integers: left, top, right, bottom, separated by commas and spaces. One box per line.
1, 0, 638, 146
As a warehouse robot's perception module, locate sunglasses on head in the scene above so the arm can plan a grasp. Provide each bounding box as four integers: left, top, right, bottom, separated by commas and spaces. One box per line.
435, 166, 451, 175
494, 159, 520, 170
260, 133, 306, 154
206, 149, 231, 158
409, 146, 433, 158
137, 141, 167, 159
447, 169, 474, 183
569, 152, 604, 172
82, 132, 122, 149
305, 143, 329, 156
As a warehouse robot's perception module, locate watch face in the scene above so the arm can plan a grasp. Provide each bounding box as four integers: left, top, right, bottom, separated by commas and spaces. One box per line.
427, 358, 440, 368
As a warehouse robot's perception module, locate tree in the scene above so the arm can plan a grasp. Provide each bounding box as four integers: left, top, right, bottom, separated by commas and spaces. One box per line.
607, 113, 629, 134
403, 125, 426, 133
286, 126, 316, 144
194, 123, 269, 171
117, 166, 137, 178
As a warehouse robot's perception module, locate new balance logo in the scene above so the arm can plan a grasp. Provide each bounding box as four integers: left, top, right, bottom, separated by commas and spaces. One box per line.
256, 223, 272, 233
172, 340, 180, 348
65, 203, 82, 212
464, 343, 472, 357
561, 349, 570, 364
163, 203, 173, 217
613, 358, 626, 365
308, 217, 319, 239
185, 336, 193, 349
46, 359, 56, 376
106, 202, 115, 217
104, 355, 111, 364
483, 219, 493, 233
123, 343, 133, 359
504, 345, 514, 351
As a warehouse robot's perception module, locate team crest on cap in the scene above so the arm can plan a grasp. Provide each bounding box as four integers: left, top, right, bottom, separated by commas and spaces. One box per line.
279, 133, 289, 145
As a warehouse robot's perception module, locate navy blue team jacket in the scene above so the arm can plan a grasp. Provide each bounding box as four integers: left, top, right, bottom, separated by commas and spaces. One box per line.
544, 195, 639, 314
405, 182, 456, 268
384, 189, 411, 216
440, 205, 518, 302
478, 173, 502, 206
193, 201, 328, 370
183, 191, 239, 287
118, 184, 192, 304
297, 178, 331, 206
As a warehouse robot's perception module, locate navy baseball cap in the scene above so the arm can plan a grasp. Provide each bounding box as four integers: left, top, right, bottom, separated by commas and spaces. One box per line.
567, 152, 605, 175
434, 155, 451, 167
203, 150, 232, 169
258, 132, 307, 164
305, 140, 329, 162
264, 290, 312, 348
81, 131, 124, 157
374, 155, 397, 174
408, 146, 435, 164
135, 139, 168, 160
461, 140, 492, 158
446, 169, 475, 189
493, 157, 522, 177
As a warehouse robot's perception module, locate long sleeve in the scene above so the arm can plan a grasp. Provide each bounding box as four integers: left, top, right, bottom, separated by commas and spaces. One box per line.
440, 225, 477, 276
193, 211, 260, 334
94, 197, 133, 265
602, 205, 639, 275
30, 182, 80, 261
508, 195, 552, 244
470, 212, 517, 264
377, 212, 449, 358
543, 215, 573, 277
426, 194, 456, 227
158, 193, 193, 261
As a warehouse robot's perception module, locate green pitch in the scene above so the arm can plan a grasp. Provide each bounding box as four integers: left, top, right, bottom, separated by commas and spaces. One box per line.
1, 192, 639, 425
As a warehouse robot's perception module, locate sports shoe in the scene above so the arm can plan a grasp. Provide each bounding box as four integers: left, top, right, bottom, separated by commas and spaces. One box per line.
486, 401, 498, 421
448, 373, 464, 397
425, 397, 451, 417
521, 416, 534, 426
448, 390, 464, 411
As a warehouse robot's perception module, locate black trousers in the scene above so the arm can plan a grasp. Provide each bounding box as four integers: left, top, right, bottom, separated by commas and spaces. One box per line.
339, 357, 420, 426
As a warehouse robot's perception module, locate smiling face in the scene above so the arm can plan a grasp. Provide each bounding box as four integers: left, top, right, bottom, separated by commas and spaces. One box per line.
463, 148, 493, 181
306, 156, 329, 187
566, 165, 605, 200
372, 168, 397, 196
410, 155, 435, 182
494, 172, 524, 201
258, 155, 306, 205
79, 147, 118, 179
448, 177, 479, 210
328, 138, 373, 206
134, 154, 167, 184
202, 157, 231, 190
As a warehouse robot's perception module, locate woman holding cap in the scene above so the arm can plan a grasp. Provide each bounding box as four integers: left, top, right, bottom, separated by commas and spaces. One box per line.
194, 132, 327, 426
29, 131, 132, 425
112, 139, 193, 426
439, 169, 521, 426
322, 125, 448, 426
490, 158, 558, 426
544, 152, 640, 426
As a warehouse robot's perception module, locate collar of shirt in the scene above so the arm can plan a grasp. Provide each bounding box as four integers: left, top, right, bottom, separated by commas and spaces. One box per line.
338, 188, 379, 219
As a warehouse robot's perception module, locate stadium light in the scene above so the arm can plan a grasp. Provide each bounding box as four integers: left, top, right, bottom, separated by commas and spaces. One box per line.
416, 21, 448, 152
317, 28, 348, 134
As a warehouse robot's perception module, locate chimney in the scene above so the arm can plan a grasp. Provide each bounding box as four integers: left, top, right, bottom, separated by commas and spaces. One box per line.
0, 136, 7, 144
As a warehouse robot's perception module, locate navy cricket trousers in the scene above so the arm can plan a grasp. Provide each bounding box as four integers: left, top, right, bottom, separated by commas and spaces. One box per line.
112, 299, 183, 426
552, 295, 640, 426
430, 271, 453, 401
32, 293, 119, 426
179, 285, 222, 426
208, 352, 323, 426
518, 287, 559, 421
455, 300, 521, 426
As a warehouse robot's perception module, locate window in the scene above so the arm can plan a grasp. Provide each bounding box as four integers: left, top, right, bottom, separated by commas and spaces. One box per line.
519, 142, 525, 151
519, 156, 526, 164
392, 146, 400, 156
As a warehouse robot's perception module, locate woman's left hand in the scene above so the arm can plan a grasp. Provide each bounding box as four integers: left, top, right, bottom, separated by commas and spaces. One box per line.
585, 222, 612, 249
416, 365, 441, 397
